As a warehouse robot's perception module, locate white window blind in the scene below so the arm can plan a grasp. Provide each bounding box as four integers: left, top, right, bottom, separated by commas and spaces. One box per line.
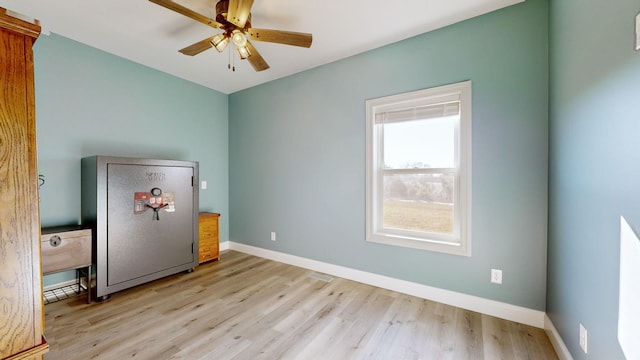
375, 101, 461, 124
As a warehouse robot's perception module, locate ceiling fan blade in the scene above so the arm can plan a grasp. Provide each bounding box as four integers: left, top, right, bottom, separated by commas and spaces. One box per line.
247, 28, 312, 48
178, 36, 216, 56
246, 40, 269, 72
227, 0, 254, 28
149, 0, 224, 29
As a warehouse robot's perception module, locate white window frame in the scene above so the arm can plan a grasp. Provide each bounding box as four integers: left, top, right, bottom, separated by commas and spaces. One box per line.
365, 81, 472, 256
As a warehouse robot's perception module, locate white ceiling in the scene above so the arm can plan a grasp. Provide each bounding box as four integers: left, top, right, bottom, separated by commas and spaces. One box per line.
1, 0, 521, 94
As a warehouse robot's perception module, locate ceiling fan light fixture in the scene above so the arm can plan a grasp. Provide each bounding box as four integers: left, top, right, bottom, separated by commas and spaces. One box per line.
150, 0, 311, 72
231, 29, 247, 47
211, 33, 229, 52
236, 45, 251, 59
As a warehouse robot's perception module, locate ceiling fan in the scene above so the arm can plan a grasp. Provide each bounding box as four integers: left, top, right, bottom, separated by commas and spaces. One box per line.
149, 0, 313, 72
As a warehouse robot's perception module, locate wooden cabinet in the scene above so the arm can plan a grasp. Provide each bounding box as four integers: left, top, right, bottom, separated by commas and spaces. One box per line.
198, 212, 220, 264
0, 7, 48, 360
41, 227, 92, 275
41, 226, 92, 304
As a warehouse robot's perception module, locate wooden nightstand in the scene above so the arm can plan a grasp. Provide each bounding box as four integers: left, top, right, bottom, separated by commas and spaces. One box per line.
199, 212, 220, 264
41, 225, 92, 303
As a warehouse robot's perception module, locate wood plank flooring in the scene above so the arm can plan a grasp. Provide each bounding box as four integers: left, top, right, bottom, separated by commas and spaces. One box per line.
44, 250, 558, 360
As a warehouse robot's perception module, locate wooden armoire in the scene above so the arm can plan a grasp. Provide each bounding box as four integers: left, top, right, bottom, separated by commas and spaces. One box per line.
0, 8, 48, 360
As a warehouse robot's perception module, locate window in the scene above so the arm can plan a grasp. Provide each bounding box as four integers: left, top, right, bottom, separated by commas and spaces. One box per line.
365, 81, 471, 256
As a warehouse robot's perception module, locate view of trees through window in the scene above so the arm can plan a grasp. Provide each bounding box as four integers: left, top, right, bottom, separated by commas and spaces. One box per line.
383, 173, 454, 234
380, 115, 457, 236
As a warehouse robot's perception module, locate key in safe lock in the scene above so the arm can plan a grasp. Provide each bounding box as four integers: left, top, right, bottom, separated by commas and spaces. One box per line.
49, 235, 62, 247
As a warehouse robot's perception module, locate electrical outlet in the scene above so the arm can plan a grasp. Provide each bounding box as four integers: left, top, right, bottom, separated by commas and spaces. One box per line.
271, 231, 276, 241
491, 269, 502, 284
580, 323, 588, 353
636, 13, 640, 50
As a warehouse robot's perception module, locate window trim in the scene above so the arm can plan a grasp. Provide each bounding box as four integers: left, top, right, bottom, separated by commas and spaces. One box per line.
365, 81, 472, 256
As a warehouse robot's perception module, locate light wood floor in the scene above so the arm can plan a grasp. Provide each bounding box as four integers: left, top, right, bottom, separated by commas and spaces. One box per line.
44, 250, 558, 360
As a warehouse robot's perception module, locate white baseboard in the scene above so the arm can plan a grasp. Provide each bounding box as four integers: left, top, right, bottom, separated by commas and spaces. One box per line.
220, 241, 230, 251
545, 314, 574, 360
43, 279, 80, 291
227, 241, 546, 328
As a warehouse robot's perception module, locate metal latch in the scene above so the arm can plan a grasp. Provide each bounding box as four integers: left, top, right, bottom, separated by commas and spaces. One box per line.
49, 235, 62, 247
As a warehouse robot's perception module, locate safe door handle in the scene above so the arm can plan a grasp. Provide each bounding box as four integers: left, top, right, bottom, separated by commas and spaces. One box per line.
145, 203, 169, 221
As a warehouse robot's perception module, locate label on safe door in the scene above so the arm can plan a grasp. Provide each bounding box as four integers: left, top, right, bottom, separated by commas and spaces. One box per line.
162, 192, 175, 212
134, 192, 150, 213
134, 191, 176, 213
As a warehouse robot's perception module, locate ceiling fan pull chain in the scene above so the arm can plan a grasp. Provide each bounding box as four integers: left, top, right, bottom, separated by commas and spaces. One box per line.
232, 43, 236, 71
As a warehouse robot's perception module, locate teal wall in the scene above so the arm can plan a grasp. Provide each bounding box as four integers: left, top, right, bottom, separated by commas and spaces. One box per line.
548, 0, 640, 358
229, 0, 549, 310
34, 34, 229, 286
29, 0, 640, 356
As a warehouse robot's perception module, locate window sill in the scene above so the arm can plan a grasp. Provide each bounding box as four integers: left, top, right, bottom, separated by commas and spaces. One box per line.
366, 232, 471, 257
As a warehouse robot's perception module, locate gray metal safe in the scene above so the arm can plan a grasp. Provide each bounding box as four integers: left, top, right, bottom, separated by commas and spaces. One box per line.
81, 156, 199, 300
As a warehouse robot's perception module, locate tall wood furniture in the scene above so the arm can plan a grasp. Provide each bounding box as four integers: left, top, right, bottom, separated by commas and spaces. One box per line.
198, 212, 220, 263
0, 8, 48, 360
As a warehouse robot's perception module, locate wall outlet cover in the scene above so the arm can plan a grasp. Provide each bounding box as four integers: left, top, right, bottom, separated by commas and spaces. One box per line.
491, 269, 502, 284
636, 13, 640, 50
580, 323, 588, 354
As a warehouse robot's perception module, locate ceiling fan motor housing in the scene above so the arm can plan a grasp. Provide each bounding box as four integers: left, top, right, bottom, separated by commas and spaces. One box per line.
215, 0, 251, 33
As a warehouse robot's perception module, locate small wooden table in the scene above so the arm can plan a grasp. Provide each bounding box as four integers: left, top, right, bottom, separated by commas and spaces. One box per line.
41, 225, 92, 303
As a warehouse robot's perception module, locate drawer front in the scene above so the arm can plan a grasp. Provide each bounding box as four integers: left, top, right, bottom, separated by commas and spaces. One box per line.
199, 226, 214, 239
41, 230, 92, 274
199, 248, 214, 262
199, 220, 217, 238
199, 236, 214, 247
